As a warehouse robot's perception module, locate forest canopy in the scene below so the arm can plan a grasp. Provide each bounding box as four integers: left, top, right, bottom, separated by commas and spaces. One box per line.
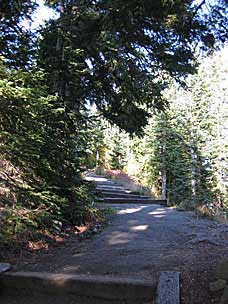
39, 0, 228, 133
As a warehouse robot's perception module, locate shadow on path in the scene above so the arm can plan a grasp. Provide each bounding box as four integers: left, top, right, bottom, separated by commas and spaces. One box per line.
15, 203, 227, 280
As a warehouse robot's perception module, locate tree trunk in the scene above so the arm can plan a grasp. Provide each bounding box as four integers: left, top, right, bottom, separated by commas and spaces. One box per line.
190, 143, 197, 197
161, 117, 167, 200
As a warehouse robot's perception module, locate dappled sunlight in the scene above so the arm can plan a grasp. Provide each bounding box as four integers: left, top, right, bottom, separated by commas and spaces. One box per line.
84, 176, 108, 182
150, 214, 165, 218
108, 231, 135, 245
41, 274, 74, 287
72, 253, 84, 257
148, 209, 168, 217
42, 271, 83, 286
117, 206, 147, 214
152, 208, 167, 212
130, 225, 149, 232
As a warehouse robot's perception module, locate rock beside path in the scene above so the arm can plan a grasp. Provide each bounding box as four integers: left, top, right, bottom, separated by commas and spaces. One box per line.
0, 263, 11, 273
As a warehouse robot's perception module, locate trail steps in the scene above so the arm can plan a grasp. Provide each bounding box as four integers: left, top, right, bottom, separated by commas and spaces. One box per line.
91, 174, 167, 206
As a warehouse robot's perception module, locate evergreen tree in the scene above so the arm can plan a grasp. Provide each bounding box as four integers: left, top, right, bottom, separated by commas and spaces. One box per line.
109, 134, 127, 170
133, 48, 228, 212
40, 0, 228, 134
85, 115, 107, 170
0, 0, 36, 67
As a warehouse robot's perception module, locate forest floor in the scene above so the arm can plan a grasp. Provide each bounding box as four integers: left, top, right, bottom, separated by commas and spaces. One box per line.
4, 175, 228, 304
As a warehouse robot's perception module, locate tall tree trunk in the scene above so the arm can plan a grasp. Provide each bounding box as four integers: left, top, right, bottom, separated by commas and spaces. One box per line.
96, 150, 100, 168
190, 141, 197, 197
161, 116, 167, 200
216, 103, 223, 211
188, 104, 197, 198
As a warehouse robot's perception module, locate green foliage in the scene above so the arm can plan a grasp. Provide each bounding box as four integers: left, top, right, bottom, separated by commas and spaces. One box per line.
0, 206, 54, 242
109, 134, 127, 170
61, 184, 96, 225
129, 48, 228, 215
84, 116, 107, 170
40, 0, 228, 134
0, 0, 37, 67
0, 56, 96, 245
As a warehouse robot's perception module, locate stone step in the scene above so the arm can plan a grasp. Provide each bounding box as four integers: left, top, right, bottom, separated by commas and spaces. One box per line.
96, 184, 127, 189
96, 182, 119, 187
94, 188, 132, 194
98, 192, 151, 199
101, 198, 167, 205
96, 186, 129, 191
0, 271, 155, 304
96, 179, 121, 185
156, 271, 180, 304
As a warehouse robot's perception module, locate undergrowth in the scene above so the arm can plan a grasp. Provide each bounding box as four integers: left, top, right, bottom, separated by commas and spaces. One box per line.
0, 162, 101, 254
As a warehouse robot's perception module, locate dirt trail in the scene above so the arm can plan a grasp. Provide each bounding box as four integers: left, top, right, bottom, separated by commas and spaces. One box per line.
14, 175, 228, 303
15, 203, 227, 276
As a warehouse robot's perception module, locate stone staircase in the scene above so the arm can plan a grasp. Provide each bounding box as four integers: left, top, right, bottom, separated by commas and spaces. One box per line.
88, 174, 167, 206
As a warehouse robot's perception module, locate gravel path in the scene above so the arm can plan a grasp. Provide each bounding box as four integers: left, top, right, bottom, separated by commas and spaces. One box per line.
13, 175, 228, 303
16, 203, 227, 279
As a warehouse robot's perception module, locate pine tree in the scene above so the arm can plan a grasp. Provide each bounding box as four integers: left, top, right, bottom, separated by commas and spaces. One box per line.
40, 0, 228, 134
0, 0, 36, 67
135, 48, 228, 212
